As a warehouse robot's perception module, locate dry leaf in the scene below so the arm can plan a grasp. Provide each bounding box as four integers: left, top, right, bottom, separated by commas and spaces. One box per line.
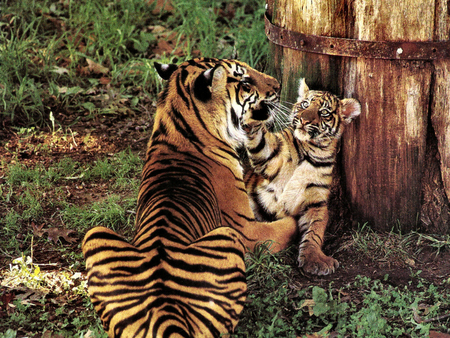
1, 292, 15, 308
43, 228, 77, 243
303, 331, 329, 338
51, 66, 69, 75
16, 288, 47, 303
150, 25, 166, 34
153, 40, 174, 56
405, 258, 415, 267
42, 331, 65, 338
412, 307, 423, 323
86, 58, 109, 75
299, 299, 316, 316
83, 330, 96, 338
99, 76, 111, 84
31, 222, 45, 237
429, 331, 450, 338
150, 0, 174, 14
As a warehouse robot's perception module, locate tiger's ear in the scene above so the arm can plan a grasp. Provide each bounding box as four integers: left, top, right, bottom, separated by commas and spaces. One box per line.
230, 47, 238, 60
340, 98, 361, 124
297, 78, 309, 101
154, 62, 178, 80
210, 66, 227, 93
194, 66, 227, 102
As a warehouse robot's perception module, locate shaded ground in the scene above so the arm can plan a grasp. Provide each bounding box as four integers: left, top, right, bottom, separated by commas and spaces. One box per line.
0, 108, 150, 254
325, 238, 450, 292
0, 111, 154, 336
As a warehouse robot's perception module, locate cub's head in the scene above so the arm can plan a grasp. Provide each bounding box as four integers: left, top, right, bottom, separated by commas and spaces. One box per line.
293, 79, 361, 147
154, 58, 280, 148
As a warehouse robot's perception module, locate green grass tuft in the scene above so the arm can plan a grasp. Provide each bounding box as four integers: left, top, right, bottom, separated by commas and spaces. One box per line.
234, 247, 450, 338
61, 194, 136, 236
1, 0, 269, 127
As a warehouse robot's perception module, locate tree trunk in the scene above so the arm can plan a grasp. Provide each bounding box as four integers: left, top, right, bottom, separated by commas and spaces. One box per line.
266, 0, 450, 233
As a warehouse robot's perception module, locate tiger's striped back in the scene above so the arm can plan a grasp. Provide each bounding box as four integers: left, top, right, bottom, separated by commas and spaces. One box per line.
82, 58, 298, 337
243, 78, 361, 276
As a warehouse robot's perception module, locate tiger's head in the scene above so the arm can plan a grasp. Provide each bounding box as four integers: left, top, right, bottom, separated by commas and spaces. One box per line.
293, 78, 361, 147
154, 58, 280, 149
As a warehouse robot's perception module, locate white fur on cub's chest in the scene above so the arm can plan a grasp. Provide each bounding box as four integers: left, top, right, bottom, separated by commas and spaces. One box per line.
256, 160, 332, 218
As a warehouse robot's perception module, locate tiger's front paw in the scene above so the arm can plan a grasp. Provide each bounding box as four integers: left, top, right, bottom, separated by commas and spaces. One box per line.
298, 248, 339, 276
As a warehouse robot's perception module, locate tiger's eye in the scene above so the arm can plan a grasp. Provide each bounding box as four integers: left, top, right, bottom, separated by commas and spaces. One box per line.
241, 82, 251, 92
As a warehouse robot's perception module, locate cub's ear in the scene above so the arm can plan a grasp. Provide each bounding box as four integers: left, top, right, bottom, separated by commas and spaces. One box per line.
154, 62, 178, 80
340, 98, 361, 124
297, 78, 309, 102
194, 66, 227, 102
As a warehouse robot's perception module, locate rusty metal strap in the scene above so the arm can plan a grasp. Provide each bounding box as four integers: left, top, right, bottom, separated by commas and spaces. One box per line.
265, 12, 450, 60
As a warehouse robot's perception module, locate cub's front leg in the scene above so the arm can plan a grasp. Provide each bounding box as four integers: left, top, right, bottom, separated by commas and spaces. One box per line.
297, 204, 339, 276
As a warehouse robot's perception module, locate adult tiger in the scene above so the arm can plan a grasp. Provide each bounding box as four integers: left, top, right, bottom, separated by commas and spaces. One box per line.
82, 58, 298, 338
243, 79, 361, 276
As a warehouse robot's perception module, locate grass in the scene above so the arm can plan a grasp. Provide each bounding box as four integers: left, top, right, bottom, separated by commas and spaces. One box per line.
1, 140, 449, 336
61, 194, 137, 234
234, 243, 450, 338
414, 232, 450, 256
1, 0, 269, 128
0, 146, 142, 255
0, 145, 141, 336
347, 223, 418, 265
1, 253, 107, 338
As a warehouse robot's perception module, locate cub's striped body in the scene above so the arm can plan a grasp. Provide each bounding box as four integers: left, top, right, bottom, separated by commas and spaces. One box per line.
82, 58, 297, 337
244, 79, 361, 276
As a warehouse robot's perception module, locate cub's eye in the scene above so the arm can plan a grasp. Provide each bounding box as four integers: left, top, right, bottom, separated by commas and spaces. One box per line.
300, 100, 310, 109
320, 107, 334, 118
320, 105, 333, 117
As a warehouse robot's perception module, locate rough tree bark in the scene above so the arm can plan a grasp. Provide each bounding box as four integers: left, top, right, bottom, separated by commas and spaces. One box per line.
266, 0, 450, 233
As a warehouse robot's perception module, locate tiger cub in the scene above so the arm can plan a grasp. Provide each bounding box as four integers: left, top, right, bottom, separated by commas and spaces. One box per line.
243, 79, 361, 275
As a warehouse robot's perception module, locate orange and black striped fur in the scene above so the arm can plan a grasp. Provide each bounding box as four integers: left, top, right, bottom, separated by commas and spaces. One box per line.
82, 58, 298, 337
243, 79, 361, 276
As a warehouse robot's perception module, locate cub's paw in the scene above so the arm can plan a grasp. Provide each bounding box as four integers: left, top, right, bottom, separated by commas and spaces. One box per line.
298, 248, 339, 276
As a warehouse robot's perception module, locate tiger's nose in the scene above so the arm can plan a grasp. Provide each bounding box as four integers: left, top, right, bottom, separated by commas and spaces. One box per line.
300, 110, 318, 124
300, 116, 311, 125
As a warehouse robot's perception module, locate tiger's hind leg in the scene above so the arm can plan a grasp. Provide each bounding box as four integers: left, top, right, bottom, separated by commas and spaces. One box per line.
82, 226, 152, 336
83, 226, 248, 338
297, 206, 339, 276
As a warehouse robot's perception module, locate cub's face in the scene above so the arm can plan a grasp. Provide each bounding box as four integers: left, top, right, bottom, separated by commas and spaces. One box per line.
293, 79, 361, 146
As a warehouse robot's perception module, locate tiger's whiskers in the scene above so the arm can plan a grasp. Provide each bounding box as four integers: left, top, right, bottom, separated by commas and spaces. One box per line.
266, 101, 294, 131
279, 100, 295, 108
